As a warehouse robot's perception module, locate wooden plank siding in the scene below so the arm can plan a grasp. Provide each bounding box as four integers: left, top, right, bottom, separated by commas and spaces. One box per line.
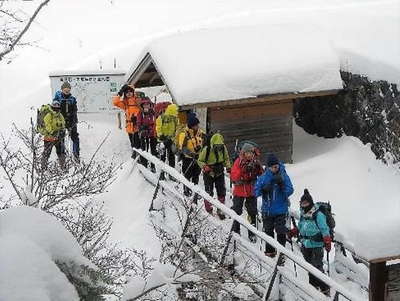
209, 100, 293, 163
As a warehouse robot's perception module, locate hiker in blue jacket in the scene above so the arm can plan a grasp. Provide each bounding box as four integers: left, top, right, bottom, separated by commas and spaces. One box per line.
53, 81, 80, 162
288, 189, 331, 296
255, 153, 294, 258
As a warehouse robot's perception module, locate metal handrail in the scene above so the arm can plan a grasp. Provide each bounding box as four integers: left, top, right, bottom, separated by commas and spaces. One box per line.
133, 148, 366, 301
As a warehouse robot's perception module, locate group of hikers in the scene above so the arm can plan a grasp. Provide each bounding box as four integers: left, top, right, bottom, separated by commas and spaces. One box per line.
38, 82, 332, 296
38, 81, 80, 170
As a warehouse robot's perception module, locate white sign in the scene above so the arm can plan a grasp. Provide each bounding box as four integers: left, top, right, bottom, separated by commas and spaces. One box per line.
49, 71, 126, 113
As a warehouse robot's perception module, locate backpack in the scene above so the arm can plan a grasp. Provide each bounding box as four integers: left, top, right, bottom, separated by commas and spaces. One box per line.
313, 202, 335, 239
231, 140, 261, 162
154, 101, 171, 118
36, 105, 52, 135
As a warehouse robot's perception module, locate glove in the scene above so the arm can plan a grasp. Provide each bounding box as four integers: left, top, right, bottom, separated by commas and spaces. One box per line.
272, 174, 284, 185
140, 125, 149, 131
203, 165, 212, 173
118, 84, 129, 96
323, 236, 332, 252
226, 167, 231, 174
287, 228, 298, 239
262, 183, 272, 193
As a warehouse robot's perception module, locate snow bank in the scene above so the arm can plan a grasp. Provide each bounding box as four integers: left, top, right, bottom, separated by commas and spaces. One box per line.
147, 23, 342, 104
0, 206, 91, 301
102, 160, 162, 258
288, 125, 400, 261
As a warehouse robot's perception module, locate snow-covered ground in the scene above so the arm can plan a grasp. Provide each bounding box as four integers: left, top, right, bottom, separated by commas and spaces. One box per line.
0, 206, 90, 301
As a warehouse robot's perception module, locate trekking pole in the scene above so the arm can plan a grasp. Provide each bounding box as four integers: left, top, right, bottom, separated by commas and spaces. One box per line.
326, 251, 331, 277
289, 216, 298, 277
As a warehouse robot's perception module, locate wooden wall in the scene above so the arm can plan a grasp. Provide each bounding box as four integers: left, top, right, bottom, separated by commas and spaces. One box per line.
208, 100, 293, 163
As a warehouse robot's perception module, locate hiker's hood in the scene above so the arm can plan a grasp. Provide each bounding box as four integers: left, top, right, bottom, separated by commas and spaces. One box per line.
210, 133, 224, 146
165, 104, 178, 116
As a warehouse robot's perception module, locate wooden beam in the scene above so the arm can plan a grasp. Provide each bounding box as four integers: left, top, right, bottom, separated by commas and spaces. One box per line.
179, 89, 341, 110
369, 262, 387, 301
369, 255, 400, 264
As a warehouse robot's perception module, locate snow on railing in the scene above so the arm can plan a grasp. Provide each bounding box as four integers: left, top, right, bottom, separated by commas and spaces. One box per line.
133, 148, 365, 301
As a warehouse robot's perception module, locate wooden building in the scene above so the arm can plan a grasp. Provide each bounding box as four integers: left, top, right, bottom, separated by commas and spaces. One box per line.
126, 25, 343, 162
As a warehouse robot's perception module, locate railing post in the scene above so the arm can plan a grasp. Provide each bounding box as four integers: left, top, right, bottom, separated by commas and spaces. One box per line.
219, 221, 235, 266
264, 253, 284, 301
369, 261, 387, 301
149, 170, 165, 212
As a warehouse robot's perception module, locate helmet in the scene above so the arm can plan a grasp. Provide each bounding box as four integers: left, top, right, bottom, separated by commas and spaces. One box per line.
51, 100, 61, 108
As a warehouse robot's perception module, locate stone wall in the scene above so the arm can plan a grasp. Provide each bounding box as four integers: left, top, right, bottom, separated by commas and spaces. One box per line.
294, 71, 400, 163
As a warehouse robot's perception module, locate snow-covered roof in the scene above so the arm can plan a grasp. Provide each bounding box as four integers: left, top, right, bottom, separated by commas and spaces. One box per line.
129, 24, 343, 105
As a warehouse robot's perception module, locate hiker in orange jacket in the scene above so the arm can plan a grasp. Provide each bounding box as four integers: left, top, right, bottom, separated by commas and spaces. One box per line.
113, 84, 142, 158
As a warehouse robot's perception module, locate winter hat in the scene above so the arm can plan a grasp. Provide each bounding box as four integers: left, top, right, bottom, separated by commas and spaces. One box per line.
61, 82, 71, 90
187, 115, 200, 128
300, 189, 314, 205
266, 153, 279, 167
51, 100, 61, 108
241, 143, 255, 153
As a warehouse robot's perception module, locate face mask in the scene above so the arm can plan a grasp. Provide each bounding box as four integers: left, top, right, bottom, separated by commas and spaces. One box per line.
301, 203, 313, 213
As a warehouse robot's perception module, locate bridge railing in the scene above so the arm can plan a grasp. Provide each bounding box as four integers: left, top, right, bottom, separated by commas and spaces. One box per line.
133, 148, 366, 301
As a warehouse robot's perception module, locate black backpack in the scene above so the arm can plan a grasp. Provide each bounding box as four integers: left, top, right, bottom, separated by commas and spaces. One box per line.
313, 202, 335, 239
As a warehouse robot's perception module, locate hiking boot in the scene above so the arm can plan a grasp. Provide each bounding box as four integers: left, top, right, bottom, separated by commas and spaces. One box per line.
264, 251, 277, 258
217, 209, 226, 220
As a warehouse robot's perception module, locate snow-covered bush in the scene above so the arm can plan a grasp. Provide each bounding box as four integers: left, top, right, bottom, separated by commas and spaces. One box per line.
0, 206, 102, 301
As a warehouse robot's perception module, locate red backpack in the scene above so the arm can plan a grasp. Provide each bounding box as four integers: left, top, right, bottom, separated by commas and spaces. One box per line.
154, 101, 171, 118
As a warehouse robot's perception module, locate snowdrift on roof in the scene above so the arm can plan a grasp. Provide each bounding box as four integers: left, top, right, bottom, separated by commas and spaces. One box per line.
147, 23, 343, 105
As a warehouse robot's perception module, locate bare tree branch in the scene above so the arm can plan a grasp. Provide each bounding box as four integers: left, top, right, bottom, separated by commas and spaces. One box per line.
0, 0, 51, 62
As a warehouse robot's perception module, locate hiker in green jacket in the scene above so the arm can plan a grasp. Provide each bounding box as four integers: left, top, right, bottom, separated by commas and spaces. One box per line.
198, 132, 231, 219
40, 101, 66, 170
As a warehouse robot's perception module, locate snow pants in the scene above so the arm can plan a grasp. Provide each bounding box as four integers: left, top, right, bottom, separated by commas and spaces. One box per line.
263, 213, 287, 254
139, 136, 157, 169
203, 172, 226, 213
301, 246, 329, 292
67, 125, 80, 159
182, 156, 201, 197
160, 138, 175, 168
129, 132, 141, 158
41, 139, 66, 170
231, 196, 257, 238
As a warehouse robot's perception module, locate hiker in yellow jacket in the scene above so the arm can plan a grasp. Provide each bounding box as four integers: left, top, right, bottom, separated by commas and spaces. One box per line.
40, 101, 66, 169
155, 104, 179, 168
177, 114, 204, 197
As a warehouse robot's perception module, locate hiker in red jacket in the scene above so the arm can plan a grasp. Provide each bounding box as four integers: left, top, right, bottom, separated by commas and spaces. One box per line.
137, 97, 157, 172
230, 143, 263, 242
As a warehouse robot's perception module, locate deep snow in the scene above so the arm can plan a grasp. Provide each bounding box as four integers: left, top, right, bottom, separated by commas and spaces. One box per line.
0, 206, 91, 301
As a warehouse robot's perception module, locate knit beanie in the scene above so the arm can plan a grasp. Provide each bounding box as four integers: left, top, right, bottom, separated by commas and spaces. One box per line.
61, 82, 71, 90
266, 153, 279, 167
300, 189, 314, 205
241, 143, 255, 153
187, 115, 200, 128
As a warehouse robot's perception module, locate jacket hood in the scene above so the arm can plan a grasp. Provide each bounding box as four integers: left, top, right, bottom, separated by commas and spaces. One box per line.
210, 133, 224, 146
165, 104, 178, 116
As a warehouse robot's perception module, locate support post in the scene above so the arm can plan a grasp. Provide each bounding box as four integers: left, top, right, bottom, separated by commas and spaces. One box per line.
369, 261, 387, 301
